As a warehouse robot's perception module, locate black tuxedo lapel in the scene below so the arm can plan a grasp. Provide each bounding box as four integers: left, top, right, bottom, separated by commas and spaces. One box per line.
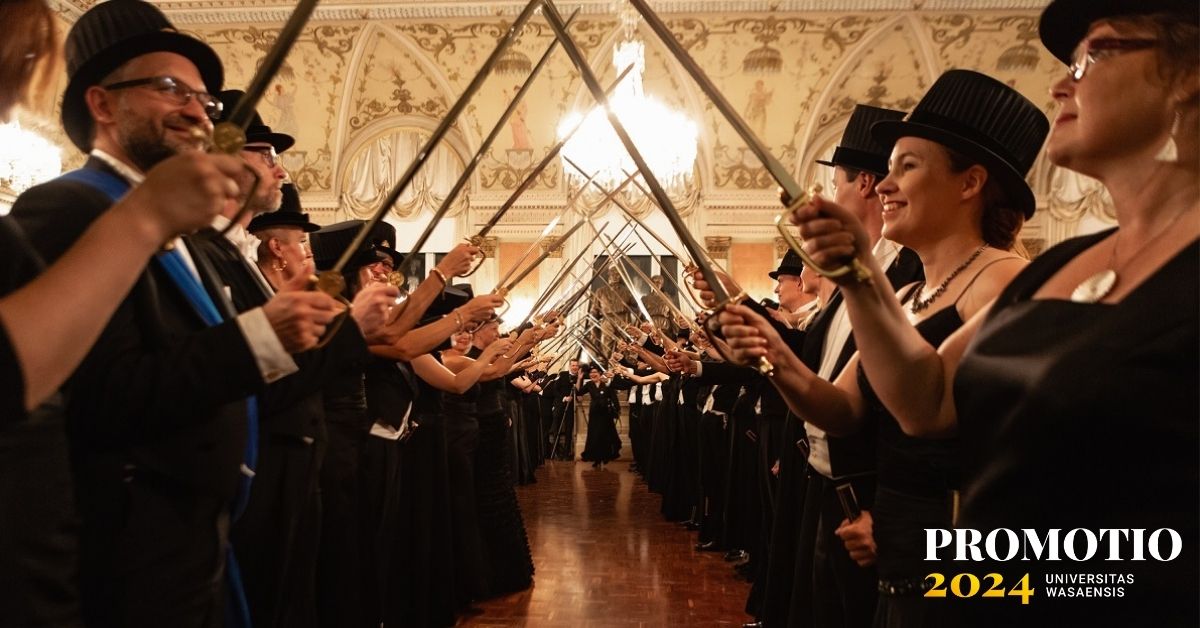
184, 235, 239, 320
804, 246, 925, 378
799, 291, 842, 372
188, 228, 273, 313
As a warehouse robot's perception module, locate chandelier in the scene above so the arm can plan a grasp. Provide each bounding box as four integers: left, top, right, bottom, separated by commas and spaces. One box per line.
0, 119, 61, 197
558, 2, 697, 192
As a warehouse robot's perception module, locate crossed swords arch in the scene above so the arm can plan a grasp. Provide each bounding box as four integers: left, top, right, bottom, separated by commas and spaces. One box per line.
242, 0, 862, 374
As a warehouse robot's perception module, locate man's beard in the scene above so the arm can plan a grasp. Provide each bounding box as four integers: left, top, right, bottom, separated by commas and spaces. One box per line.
235, 168, 282, 215
117, 110, 205, 172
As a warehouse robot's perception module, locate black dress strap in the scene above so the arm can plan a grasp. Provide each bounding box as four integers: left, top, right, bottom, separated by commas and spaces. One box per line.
952, 255, 1026, 307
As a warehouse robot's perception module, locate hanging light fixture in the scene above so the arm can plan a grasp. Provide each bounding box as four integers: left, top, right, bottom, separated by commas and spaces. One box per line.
558, 1, 697, 192
0, 119, 61, 198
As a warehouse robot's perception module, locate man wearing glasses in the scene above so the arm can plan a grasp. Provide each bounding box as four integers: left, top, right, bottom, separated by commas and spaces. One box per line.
8, 2, 345, 626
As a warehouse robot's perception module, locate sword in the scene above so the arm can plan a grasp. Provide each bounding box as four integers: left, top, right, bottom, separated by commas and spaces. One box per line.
388, 8, 578, 285
315, 0, 545, 299
210, 0, 321, 236
541, 0, 772, 375
600, 231, 697, 331
591, 223, 657, 326
479, 218, 587, 329
461, 65, 635, 274
624, 0, 869, 284
523, 196, 638, 326
513, 221, 611, 331
592, 235, 687, 353
561, 157, 700, 312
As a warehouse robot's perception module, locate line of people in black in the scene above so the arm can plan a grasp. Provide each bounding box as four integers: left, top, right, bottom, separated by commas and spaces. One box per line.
0, 1, 1196, 627
589, 3, 1198, 627
0, 1, 561, 626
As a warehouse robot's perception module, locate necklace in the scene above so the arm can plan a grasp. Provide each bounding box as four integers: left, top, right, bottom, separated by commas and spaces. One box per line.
1071, 206, 1194, 303
910, 244, 988, 314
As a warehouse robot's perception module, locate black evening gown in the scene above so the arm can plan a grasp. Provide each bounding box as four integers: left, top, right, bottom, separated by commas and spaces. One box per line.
954, 231, 1198, 628
360, 357, 415, 626
316, 368, 371, 628
469, 348, 535, 596
858, 293, 963, 628
383, 357, 456, 628
579, 380, 621, 463
442, 381, 489, 607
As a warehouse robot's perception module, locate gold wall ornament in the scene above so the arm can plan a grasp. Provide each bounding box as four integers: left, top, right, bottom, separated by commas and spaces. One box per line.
539, 236, 565, 258
773, 236, 789, 259
704, 236, 732, 260
169, 4, 1094, 253
496, 46, 533, 76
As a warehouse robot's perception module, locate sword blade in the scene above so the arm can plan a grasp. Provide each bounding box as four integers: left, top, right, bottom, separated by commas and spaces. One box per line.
228, 0, 321, 130
540, 1, 730, 305
502, 218, 587, 294
335, 0, 544, 275
476, 64, 635, 238
625, 0, 804, 205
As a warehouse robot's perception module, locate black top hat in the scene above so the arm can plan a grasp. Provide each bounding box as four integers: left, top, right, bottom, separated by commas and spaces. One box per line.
367, 221, 403, 267
817, 104, 907, 176
62, 0, 224, 152
248, 183, 319, 233
1039, 0, 1197, 65
872, 70, 1049, 219
216, 89, 295, 153
769, 249, 804, 280
310, 220, 402, 271
309, 220, 361, 271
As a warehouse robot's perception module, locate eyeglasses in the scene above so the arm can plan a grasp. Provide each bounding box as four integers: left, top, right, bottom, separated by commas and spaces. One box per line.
101, 75, 223, 120
1069, 38, 1158, 81
242, 145, 279, 167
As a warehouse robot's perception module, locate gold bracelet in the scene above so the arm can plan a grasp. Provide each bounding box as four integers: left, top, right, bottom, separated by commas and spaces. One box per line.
430, 267, 448, 288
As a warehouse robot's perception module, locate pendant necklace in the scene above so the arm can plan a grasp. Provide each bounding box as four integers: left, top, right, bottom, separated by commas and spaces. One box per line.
1071, 206, 1193, 303
910, 244, 988, 314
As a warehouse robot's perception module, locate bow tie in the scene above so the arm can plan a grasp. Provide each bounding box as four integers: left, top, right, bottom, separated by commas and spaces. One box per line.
225, 226, 261, 263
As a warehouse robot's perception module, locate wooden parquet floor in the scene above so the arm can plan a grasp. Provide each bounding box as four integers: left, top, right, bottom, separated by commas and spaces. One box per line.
459, 460, 753, 627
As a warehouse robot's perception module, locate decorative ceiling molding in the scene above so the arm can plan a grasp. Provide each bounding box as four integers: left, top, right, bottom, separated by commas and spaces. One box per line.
54, 1, 1051, 25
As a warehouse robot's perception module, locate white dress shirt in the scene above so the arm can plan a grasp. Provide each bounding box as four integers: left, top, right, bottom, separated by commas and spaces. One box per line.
806, 237, 902, 478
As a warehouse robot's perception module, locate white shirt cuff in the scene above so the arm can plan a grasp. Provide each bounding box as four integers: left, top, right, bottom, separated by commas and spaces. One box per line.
693, 361, 703, 377
237, 308, 299, 383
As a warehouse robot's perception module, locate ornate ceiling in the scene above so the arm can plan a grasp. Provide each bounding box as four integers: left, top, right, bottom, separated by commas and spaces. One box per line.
39, 0, 1109, 279
56, 1, 1053, 22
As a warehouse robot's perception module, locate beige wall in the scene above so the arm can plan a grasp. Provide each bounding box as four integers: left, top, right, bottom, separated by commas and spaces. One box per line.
728, 241, 777, 303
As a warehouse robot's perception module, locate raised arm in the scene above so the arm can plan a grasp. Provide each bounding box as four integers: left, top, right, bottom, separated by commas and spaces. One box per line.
0, 153, 243, 410
369, 294, 503, 361
612, 364, 669, 385
377, 243, 480, 341
788, 196, 1021, 436
411, 337, 513, 394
